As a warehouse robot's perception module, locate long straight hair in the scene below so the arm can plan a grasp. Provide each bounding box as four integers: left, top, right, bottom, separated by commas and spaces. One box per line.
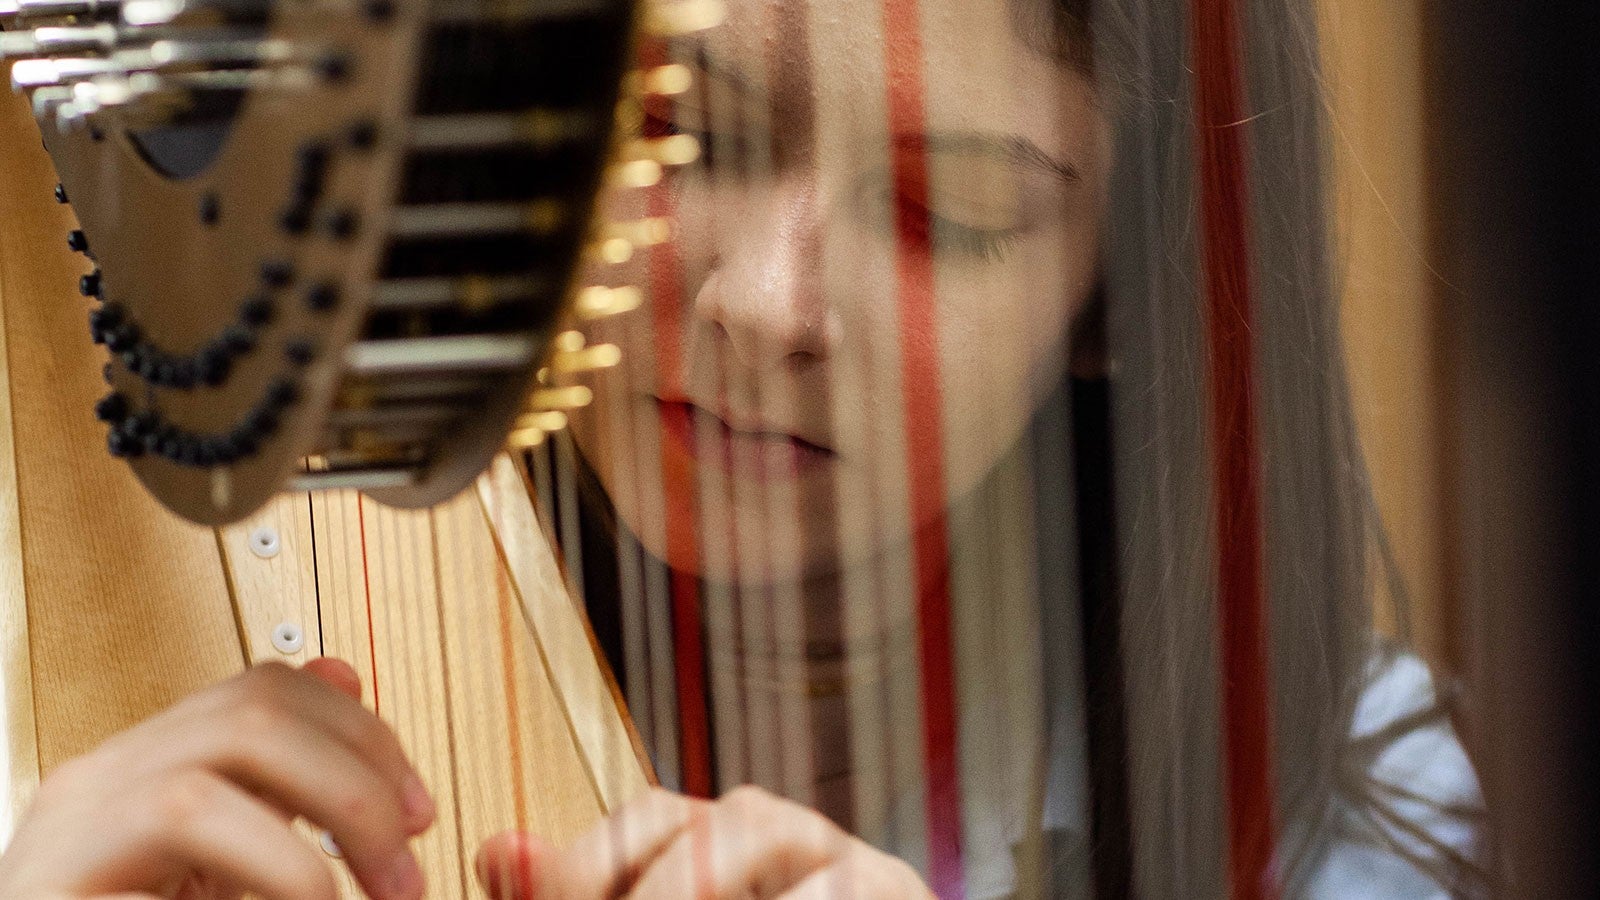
1078, 0, 1486, 894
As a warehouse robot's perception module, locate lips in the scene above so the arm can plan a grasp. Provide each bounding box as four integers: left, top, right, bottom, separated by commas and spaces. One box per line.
654, 397, 836, 481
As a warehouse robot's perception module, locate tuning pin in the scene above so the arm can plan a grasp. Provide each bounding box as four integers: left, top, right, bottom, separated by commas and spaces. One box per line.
639, 63, 693, 96
574, 285, 643, 319
507, 426, 548, 449
622, 134, 701, 166
30, 86, 73, 121
551, 343, 622, 375
0, 31, 42, 59
592, 237, 636, 265
1, 23, 118, 58
54, 72, 173, 129
1, 0, 121, 26
529, 385, 594, 411
12, 57, 122, 90
517, 411, 569, 433
611, 158, 662, 188
56, 67, 315, 130
120, 0, 273, 27
507, 411, 573, 450
643, 0, 726, 36
553, 330, 586, 353
543, 333, 620, 374
605, 217, 672, 247
144, 35, 299, 68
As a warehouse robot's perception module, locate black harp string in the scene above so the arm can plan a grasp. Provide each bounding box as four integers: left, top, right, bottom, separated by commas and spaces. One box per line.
555, 429, 587, 612
1071, 375, 1134, 900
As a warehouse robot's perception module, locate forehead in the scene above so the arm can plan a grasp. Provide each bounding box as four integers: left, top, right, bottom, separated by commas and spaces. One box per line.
703, 0, 1097, 152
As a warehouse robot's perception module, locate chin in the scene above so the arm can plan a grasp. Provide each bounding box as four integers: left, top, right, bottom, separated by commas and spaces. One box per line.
639, 520, 859, 589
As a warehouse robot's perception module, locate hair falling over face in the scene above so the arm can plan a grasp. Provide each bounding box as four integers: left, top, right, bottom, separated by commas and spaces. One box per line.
525, 0, 1493, 896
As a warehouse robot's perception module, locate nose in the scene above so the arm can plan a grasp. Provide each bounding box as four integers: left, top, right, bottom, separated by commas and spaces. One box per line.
689, 177, 836, 374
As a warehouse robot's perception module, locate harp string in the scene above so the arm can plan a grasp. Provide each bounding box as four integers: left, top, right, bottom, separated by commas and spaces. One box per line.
517, 4, 1084, 895
878, 0, 968, 894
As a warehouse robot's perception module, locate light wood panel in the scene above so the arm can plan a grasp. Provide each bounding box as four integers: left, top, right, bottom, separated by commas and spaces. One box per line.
0, 222, 40, 847
222, 494, 324, 667
0, 77, 248, 777
478, 455, 653, 813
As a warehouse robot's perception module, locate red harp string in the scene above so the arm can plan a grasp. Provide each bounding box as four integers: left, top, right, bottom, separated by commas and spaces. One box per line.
881, 0, 967, 895
1189, 0, 1281, 896
640, 38, 715, 800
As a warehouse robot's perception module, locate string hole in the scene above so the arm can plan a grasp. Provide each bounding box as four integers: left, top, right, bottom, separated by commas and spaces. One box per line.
271, 622, 304, 655
248, 527, 281, 558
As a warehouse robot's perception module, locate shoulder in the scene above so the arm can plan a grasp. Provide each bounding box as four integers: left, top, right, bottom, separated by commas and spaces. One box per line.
1305, 651, 1488, 899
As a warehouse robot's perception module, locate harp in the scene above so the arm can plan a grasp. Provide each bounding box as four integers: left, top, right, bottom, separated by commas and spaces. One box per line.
0, 0, 719, 891
5, 0, 1583, 896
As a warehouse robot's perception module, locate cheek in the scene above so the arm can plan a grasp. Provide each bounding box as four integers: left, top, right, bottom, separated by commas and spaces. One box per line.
932, 220, 1100, 497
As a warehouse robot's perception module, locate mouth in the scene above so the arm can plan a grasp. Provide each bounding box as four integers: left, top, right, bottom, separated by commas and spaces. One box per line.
653, 397, 837, 481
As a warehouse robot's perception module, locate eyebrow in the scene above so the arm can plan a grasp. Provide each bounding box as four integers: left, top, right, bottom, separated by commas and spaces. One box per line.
914, 132, 1083, 185
691, 46, 1083, 186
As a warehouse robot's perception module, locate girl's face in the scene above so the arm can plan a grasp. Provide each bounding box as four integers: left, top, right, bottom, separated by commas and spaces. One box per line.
570, 0, 1110, 583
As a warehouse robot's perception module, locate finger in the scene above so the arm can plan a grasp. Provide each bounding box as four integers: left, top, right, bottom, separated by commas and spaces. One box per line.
134, 770, 341, 900
225, 664, 434, 832
179, 706, 424, 900
630, 786, 845, 900
475, 788, 705, 899
779, 863, 857, 900
778, 851, 933, 900
302, 657, 363, 702
474, 831, 554, 900
174, 869, 245, 900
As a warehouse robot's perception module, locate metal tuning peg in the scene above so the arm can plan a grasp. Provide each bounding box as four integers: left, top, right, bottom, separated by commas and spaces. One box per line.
507, 410, 571, 449
119, 0, 273, 26
15, 37, 314, 108
642, 0, 725, 36
550, 343, 622, 375
604, 216, 671, 247
53, 67, 317, 130
2, 23, 116, 59
28, 84, 74, 119
0, 0, 121, 26
53, 71, 182, 128
627, 62, 693, 96
573, 285, 643, 320
141, 35, 301, 68
526, 385, 594, 412
12, 55, 129, 90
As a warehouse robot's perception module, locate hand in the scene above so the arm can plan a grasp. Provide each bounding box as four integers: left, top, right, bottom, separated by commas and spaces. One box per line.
474, 785, 933, 899
0, 659, 436, 900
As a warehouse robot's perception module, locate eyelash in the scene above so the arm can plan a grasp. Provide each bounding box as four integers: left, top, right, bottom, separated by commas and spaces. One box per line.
892, 191, 1022, 263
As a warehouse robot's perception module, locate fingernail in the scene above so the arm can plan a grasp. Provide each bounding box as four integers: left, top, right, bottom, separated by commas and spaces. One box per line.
388, 851, 424, 900
402, 774, 436, 826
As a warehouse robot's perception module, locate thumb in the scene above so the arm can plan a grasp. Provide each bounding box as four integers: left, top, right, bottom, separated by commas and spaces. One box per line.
476, 830, 567, 900
301, 657, 363, 702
